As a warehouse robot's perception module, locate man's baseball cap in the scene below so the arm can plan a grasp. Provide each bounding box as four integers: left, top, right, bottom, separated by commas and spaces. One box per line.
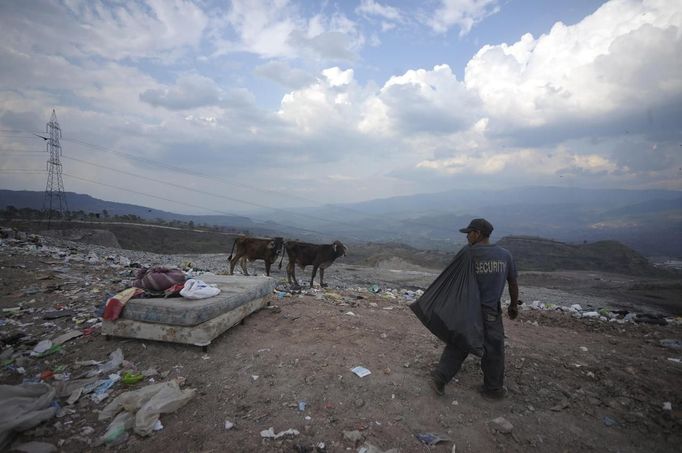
459, 218, 494, 236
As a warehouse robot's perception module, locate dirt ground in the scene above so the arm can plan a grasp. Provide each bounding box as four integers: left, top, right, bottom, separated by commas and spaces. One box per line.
1, 236, 681, 452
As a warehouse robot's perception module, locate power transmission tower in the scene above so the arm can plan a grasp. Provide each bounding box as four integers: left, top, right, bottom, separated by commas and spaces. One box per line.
42, 109, 68, 223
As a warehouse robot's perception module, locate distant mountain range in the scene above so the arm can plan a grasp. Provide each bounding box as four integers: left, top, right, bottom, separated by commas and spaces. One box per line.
1, 187, 680, 257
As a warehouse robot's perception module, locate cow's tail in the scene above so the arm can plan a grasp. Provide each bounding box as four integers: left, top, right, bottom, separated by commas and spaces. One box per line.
228, 238, 237, 261
278, 241, 286, 270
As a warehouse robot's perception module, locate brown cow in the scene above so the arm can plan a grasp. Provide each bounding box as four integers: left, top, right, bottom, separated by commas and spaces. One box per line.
283, 240, 347, 287
228, 236, 284, 276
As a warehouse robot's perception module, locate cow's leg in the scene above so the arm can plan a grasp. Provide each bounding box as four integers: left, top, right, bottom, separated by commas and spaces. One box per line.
287, 262, 297, 286
310, 264, 320, 287
319, 268, 327, 288
265, 260, 272, 276
240, 257, 249, 276
229, 254, 240, 275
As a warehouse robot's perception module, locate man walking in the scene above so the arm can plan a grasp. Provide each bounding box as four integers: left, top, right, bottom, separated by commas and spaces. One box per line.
431, 218, 519, 399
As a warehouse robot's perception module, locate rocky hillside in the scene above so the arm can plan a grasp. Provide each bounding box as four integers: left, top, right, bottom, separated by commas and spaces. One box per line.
498, 236, 659, 275
2, 220, 671, 277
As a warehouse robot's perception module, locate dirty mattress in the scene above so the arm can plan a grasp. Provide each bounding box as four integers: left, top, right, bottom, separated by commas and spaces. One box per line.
120, 274, 274, 326
101, 275, 275, 347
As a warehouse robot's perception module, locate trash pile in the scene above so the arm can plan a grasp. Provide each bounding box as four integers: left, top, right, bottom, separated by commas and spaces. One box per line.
0, 229, 204, 449
1, 344, 196, 449
274, 283, 424, 306
517, 300, 681, 326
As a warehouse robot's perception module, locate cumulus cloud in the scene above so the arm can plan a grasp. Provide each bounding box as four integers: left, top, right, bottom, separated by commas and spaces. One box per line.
356, 0, 404, 24
213, 0, 363, 61
254, 61, 315, 89
426, 0, 500, 36
400, 0, 682, 186
464, 0, 682, 134
378, 64, 482, 134
140, 74, 221, 110
215, 0, 300, 58
277, 67, 359, 133
0, 0, 209, 62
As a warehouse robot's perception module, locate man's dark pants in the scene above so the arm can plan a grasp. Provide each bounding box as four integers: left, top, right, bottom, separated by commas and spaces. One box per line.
434, 306, 505, 390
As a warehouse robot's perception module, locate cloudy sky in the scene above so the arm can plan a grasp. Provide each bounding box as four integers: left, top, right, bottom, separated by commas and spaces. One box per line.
0, 0, 680, 215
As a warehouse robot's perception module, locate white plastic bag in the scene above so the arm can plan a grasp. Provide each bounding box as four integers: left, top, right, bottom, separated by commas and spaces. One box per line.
180, 279, 220, 300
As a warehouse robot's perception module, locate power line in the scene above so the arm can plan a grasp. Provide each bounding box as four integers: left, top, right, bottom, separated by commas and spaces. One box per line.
60, 172, 354, 240
59, 136, 457, 236
58, 156, 402, 234
63, 173, 231, 215
0, 149, 407, 239
0, 150, 45, 154
1, 127, 457, 237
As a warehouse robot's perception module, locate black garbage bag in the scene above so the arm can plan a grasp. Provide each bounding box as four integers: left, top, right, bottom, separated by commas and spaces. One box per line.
410, 245, 484, 356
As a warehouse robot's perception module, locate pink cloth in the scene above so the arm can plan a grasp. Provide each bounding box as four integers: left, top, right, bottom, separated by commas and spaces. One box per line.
132, 267, 186, 291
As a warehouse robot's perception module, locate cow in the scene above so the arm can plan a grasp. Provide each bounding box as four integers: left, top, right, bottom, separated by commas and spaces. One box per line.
282, 240, 347, 288
228, 236, 284, 276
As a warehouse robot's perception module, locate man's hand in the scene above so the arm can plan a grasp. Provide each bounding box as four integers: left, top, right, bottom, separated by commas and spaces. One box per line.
507, 281, 520, 320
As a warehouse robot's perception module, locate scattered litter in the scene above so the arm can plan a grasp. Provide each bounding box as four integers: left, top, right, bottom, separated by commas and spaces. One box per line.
224, 420, 234, 430
51, 330, 83, 345
0, 383, 57, 447
90, 373, 121, 403
602, 415, 618, 427
415, 432, 450, 445
43, 310, 75, 320
579, 346, 588, 352
99, 380, 196, 437
152, 419, 163, 431
141, 368, 158, 377
659, 339, 682, 350
351, 366, 371, 378
260, 427, 300, 439
663, 402, 672, 411
30, 340, 53, 357
345, 311, 357, 316
180, 279, 220, 299
490, 416, 514, 434
102, 411, 133, 445
86, 349, 124, 377
358, 443, 398, 453
298, 400, 306, 411
251, 375, 259, 381
343, 430, 364, 443
121, 372, 144, 385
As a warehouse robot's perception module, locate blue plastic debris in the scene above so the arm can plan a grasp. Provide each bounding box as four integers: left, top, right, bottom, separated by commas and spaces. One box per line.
415, 432, 450, 445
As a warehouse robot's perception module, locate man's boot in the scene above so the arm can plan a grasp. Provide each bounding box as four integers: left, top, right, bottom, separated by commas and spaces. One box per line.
430, 371, 445, 396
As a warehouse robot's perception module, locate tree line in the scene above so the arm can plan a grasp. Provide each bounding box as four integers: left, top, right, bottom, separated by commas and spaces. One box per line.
0, 206, 246, 234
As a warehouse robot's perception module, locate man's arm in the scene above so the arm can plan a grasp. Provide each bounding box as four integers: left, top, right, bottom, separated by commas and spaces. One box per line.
507, 279, 519, 320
